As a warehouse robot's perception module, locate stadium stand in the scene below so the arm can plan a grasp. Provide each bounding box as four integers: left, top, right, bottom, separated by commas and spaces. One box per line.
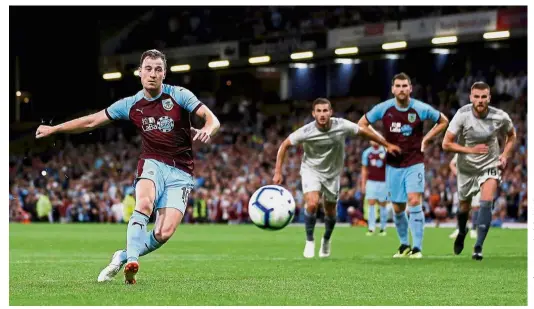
11, 6, 527, 228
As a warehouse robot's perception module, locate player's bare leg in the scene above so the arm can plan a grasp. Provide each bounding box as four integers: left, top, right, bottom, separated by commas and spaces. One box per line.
378, 201, 388, 236
123, 179, 156, 284
392, 202, 411, 258
407, 192, 424, 258
366, 198, 378, 236
319, 200, 337, 258
473, 179, 498, 261
303, 191, 321, 258
454, 200, 472, 255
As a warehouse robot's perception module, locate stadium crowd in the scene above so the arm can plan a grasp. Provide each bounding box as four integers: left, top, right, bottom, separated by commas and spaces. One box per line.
9, 67, 527, 226
115, 6, 495, 53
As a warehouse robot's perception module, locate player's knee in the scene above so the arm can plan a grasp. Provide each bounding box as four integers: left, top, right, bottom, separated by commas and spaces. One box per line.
407, 195, 421, 207
306, 201, 320, 214
136, 196, 154, 214
459, 203, 471, 213
306, 204, 319, 214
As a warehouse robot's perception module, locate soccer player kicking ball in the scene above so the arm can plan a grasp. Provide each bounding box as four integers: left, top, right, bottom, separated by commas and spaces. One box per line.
442, 81, 516, 261
358, 73, 449, 259
448, 154, 480, 240
35, 49, 220, 283
273, 98, 401, 258
361, 140, 388, 236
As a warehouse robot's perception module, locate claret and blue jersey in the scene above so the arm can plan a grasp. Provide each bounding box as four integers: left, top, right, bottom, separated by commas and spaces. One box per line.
365, 98, 440, 168
365, 98, 440, 203
362, 146, 387, 202
106, 83, 203, 175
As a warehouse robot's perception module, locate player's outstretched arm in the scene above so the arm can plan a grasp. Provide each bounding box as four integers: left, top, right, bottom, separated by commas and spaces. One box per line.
421, 112, 449, 152
192, 105, 221, 143
442, 131, 488, 154
35, 110, 111, 139
273, 137, 292, 185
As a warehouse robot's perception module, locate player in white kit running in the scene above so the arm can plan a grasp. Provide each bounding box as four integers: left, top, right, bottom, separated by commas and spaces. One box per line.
442, 82, 516, 260
273, 98, 400, 258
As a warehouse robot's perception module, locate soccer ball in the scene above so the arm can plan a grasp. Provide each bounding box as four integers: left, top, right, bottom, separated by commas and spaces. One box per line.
248, 185, 296, 230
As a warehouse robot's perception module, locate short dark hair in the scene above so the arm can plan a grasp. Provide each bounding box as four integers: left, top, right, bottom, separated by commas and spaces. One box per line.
312, 98, 332, 110
471, 81, 490, 91
140, 49, 167, 70
392, 72, 411, 85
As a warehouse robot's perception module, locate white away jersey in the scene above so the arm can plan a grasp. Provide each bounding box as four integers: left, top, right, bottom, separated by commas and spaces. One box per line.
447, 105, 513, 174
288, 118, 359, 179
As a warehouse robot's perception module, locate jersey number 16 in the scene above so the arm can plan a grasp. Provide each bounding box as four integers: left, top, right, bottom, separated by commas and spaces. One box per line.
487, 168, 498, 177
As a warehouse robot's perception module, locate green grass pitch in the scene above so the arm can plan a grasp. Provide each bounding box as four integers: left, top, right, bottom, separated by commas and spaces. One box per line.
9, 224, 527, 306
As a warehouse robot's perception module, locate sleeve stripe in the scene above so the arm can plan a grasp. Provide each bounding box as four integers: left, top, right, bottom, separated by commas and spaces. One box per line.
434, 112, 441, 123
104, 108, 114, 120
191, 102, 203, 114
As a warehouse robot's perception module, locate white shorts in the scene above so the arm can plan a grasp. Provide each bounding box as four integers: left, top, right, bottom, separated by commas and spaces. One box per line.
301, 168, 340, 203
457, 167, 501, 202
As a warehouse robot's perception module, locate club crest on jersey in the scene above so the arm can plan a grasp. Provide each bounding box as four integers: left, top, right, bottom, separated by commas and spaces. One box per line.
379, 152, 386, 160
162, 99, 174, 111
408, 113, 417, 123
157, 116, 174, 133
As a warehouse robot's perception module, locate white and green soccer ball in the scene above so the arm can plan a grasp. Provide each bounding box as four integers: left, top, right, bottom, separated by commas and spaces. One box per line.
248, 185, 296, 231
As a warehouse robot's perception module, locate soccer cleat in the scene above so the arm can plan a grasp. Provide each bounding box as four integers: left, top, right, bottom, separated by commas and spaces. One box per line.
393, 244, 411, 258
319, 238, 331, 258
409, 247, 423, 259
97, 250, 126, 282
449, 229, 459, 239
365, 230, 374, 236
303, 240, 315, 258
454, 228, 469, 255
470, 229, 477, 239
378, 229, 387, 236
472, 246, 483, 261
124, 261, 139, 284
